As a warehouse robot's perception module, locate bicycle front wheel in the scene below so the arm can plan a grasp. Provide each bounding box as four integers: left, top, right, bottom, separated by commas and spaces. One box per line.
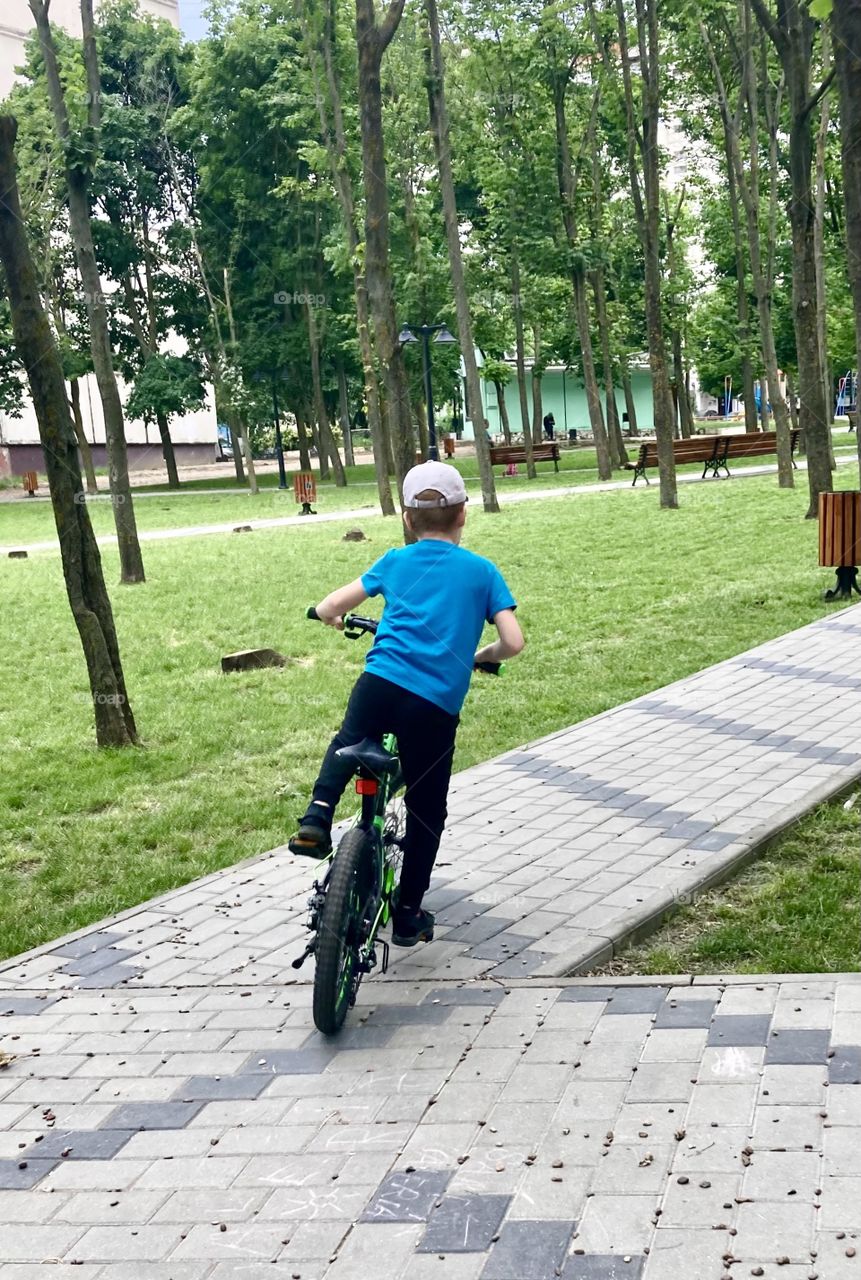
313, 827, 375, 1035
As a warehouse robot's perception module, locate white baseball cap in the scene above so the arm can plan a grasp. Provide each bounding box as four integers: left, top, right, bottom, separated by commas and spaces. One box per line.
402, 460, 468, 508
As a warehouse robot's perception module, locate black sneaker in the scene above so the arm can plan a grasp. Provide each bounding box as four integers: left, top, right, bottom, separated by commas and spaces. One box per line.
288, 819, 332, 859
391, 904, 435, 947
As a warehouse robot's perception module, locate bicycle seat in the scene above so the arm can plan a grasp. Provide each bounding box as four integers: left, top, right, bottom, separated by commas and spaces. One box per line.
335, 737, 399, 777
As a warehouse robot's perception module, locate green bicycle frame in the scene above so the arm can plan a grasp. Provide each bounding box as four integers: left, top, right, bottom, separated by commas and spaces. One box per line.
352, 731, 400, 960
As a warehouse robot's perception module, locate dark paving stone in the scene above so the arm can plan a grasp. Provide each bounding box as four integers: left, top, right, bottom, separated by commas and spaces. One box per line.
360, 1169, 453, 1223
364, 1004, 452, 1027
0, 1158, 58, 1189
240, 1047, 337, 1074
766, 1029, 831, 1065
640, 810, 689, 829
421, 987, 506, 1007
707, 1015, 772, 1046
605, 987, 668, 1015
479, 1219, 575, 1279
663, 820, 713, 841
828, 1045, 861, 1084
489, 951, 553, 978
58, 947, 137, 978
174, 1074, 269, 1101
70, 963, 141, 989
30, 1128, 131, 1160
624, 802, 667, 819
559, 986, 615, 1003
687, 831, 743, 852
0, 996, 58, 1017
417, 1194, 511, 1253
108, 1101, 205, 1130
424, 888, 469, 911
51, 931, 127, 960
562, 1255, 646, 1279
654, 999, 717, 1029
436, 899, 485, 928
445, 915, 518, 945
469, 933, 533, 963
303, 1024, 397, 1050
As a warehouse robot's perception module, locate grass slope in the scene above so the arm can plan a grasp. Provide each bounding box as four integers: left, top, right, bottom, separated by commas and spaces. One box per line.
0, 471, 857, 961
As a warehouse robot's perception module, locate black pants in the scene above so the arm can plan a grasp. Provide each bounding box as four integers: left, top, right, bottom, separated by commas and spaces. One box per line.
311, 673, 459, 907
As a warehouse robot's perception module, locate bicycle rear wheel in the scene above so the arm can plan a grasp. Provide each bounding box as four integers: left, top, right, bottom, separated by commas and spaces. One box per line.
313, 826, 375, 1035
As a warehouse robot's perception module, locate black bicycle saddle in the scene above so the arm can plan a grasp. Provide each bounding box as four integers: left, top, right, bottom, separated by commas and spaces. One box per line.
335, 737, 399, 777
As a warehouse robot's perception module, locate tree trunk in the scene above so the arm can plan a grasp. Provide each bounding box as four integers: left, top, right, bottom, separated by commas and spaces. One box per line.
787, 368, 800, 433
0, 114, 136, 745
415, 395, 429, 461
833, 0, 861, 487
30, 0, 144, 582
620, 354, 639, 436
814, 31, 835, 467
423, 0, 498, 510
337, 363, 356, 468
510, 250, 536, 477
155, 410, 180, 488
592, 267, 628, 466
672, 329, 694, 439
723, 133, 761, 433
306, 297, 346, 486
69, 377, 98, 493
494, 378, 512, 444
355, 0, 414, 510
616, 0, 677, 507
531, 359, 544, 448
294, 402, 312, 472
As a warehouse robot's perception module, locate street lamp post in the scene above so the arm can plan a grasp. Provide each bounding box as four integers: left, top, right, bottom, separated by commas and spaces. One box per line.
398, 324, 458, 461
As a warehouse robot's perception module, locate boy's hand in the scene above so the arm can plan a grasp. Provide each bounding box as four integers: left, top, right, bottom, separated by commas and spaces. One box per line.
324, 615, 345, 631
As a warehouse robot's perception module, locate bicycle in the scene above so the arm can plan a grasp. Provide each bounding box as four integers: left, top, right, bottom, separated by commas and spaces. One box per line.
293, 608, 500, 1035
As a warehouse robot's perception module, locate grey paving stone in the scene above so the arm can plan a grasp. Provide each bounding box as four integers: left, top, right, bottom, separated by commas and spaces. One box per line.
360, 1169, 453, 1223
421, 987, 505, 1007
173, 1073, 270, 1101
562, 1258, 646, 1280
707, 1014, 772, 1046
490, 951, 554, 977
70, 964, 142, 988
239, 1047, 336, 1074
303, 1024, 397, 1049
365, 1004, 453, 1026
687, 831, 742, 852
765, 1028, 831, 1064
0, 1157, 58, 1188
417, 1193, 511, 1252
829, 1045, 861, 1083
653, 1000, 716, 1029
107, 1101, 206, 1130
605, 987, 668, 1015
27, 1128, 131, 1160
479, 1219, 574, 1279
558, 987, 615, 1003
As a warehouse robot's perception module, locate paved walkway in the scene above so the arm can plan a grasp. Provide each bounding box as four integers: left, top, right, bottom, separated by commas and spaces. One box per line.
0, 609, 859, 1275
3, 454, 857, 557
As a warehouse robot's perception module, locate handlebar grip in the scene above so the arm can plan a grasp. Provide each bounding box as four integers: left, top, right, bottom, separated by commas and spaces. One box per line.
306, 606, 320, 621
474, 660, 503, 676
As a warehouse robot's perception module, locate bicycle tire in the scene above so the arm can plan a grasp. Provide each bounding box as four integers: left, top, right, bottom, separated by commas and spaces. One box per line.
313, 826, 375, 1035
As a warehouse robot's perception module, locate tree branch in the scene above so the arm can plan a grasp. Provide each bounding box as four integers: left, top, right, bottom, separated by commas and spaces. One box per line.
803, 65, 835, 119
749, 0, 786, 55
379, 0, 406, 53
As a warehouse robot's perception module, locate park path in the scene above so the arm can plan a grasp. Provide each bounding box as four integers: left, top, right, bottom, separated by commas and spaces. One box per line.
0, 605, 859, 1276
3, 454, 857, 556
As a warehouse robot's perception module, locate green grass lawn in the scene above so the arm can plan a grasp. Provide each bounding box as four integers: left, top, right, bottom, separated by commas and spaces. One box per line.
592, 796, 860, 975
1, 432, 856, 547
0, 470, 858, 962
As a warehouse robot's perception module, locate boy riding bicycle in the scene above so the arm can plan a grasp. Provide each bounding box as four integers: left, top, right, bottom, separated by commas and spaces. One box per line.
289, 461, 524, 947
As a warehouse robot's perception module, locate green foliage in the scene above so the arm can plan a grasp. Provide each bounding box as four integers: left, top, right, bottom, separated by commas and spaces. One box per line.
125, 353, 205, 424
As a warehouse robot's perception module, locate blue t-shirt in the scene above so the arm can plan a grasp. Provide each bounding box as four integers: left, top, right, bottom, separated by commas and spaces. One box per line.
360, 540, 516, 715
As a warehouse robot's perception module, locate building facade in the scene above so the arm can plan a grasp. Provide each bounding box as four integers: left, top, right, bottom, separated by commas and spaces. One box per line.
0, 0, 218, 476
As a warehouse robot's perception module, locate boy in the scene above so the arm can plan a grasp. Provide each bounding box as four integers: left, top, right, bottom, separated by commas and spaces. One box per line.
289, 460, 524, 947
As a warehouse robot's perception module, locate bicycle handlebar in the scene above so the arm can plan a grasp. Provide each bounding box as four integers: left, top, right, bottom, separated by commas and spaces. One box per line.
306, 608, 502, 673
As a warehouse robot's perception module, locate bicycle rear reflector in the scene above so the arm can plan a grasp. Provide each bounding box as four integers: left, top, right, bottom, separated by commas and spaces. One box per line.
355, 778, 378, 795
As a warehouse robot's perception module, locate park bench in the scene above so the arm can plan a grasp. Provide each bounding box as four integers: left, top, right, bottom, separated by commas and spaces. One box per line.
489, 442, 560, 473
625, 429, 802, 485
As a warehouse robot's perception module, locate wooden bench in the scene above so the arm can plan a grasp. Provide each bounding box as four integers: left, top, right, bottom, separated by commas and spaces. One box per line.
489, 442, 560, 473
625, 430, 802, 485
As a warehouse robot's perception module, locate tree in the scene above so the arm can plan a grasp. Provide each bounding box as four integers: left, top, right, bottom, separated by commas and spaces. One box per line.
29, 0, 145, 582
750, 0, 834, 515
0, 115, 137, 746
422, 0, 499, 510
614, 0, 678, 508
355, 0, 416, 503
832, 0, 861, 480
